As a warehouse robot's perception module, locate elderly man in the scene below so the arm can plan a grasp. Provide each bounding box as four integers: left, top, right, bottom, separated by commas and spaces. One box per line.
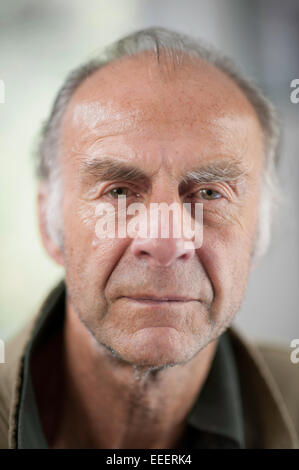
0, 27, 298, 449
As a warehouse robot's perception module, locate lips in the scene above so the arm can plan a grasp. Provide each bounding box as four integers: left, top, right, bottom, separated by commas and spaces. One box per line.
120, 294, 198, 302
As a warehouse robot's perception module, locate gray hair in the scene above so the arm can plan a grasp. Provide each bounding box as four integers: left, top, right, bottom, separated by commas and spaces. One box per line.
36, 26, 282, 266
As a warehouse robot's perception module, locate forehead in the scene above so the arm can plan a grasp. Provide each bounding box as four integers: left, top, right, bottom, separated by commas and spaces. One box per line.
61, 52, 263, 171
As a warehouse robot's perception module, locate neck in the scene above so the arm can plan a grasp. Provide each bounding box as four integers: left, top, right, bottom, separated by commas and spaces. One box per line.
47, 299, 218, 449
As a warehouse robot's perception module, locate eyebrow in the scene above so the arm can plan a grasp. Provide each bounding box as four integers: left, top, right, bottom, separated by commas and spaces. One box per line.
180, 159, 251, 185
79, 156, 251, 188
79, 157, 150, 184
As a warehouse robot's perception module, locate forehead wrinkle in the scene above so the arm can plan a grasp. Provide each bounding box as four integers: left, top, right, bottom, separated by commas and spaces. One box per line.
71, 101, 141, 134
67, 67, 250, 135
64, 49, 263, 147
65, 70, 262, 153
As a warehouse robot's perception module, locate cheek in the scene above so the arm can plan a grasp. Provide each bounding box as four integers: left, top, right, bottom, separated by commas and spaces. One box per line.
198, 215, 255, 312
62, 199, 131, 293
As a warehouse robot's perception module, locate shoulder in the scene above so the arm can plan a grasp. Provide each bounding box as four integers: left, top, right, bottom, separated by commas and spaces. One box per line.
255, 341, 299, 432
228, 327, 299, 447
0, 318, 36, 449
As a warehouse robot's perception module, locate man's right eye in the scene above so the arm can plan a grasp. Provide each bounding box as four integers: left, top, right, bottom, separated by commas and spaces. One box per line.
105, 187, 140, 199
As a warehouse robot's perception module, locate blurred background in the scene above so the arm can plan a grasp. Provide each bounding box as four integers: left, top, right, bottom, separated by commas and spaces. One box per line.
0, 0, 298, 344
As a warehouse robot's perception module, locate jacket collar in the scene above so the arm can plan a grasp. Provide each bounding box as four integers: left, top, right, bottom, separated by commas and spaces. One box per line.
6, 281, 298, 449
229, 328, 298, 448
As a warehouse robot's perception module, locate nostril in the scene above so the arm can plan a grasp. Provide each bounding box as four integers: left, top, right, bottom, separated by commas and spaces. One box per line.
140, 250, 149, 256
180, 251, 193, 261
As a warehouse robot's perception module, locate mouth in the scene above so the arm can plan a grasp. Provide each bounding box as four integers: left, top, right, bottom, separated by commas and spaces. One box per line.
120, 295, 199, 305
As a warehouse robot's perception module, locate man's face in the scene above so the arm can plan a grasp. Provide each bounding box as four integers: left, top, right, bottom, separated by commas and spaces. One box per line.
56, 53, 264, 369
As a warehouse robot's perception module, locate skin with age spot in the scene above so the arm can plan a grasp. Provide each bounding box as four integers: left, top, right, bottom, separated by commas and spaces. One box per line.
37, 51, 264, 449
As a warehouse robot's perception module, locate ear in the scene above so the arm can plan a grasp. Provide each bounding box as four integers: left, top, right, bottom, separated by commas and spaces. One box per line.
37, 182, 64, 266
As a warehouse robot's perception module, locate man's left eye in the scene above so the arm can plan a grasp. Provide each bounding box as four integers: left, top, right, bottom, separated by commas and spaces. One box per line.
188, 189, 222, 200
199, 189, 222, 200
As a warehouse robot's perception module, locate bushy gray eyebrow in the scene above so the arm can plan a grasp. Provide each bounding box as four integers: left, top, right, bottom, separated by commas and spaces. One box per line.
79, 157, 149, 183
79, 156, 250, 188
180, 159, 251, 185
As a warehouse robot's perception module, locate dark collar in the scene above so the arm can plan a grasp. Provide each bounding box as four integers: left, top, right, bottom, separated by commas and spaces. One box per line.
184, 331, 245, 448
17, 281, 244, 449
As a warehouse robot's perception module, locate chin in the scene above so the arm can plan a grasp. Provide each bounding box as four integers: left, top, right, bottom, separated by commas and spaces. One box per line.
116, 326, 197, 369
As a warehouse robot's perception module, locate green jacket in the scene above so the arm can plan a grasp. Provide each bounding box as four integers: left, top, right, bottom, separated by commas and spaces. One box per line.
0, 287, 299, 449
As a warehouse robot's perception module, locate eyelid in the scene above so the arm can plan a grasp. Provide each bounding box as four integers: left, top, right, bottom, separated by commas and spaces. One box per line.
102, 183, 140, 198
218, 181, 238, 196
89, 181, 235, 201
196, 182, 236, 200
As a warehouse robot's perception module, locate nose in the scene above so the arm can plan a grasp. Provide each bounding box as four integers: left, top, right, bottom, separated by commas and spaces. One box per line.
130, 236, 195, 267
